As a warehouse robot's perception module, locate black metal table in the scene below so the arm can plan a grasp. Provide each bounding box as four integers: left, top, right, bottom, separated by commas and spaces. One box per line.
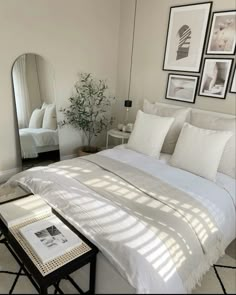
0, 195, 98, 294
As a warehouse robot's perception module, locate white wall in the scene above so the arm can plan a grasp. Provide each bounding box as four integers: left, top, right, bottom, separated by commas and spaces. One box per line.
116, 0, 236, 124
114, 0, 136, 126
0, 0, 120, 179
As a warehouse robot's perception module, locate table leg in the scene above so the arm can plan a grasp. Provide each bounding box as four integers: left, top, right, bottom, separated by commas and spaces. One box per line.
39, 285, 48, 295
89, 256, 97, 294
122, 138, 124, 145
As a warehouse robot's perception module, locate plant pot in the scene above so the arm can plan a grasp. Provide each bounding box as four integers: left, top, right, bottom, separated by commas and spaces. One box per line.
77, 146, 100, 157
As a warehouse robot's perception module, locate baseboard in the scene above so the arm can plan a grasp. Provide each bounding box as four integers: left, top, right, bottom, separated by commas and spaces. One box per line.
0, 167, 21, 184
60, 154, 77, 161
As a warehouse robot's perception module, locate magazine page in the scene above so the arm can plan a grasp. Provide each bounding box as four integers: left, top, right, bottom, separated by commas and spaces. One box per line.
20, 215, 82, 264
0, 195, 51, 227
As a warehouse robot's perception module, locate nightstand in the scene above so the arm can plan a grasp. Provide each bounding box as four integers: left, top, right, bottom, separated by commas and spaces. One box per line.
106, 129, 131, 148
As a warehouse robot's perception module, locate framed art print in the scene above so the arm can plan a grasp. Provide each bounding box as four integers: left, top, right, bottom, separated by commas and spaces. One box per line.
163, 2, 212, 72
166, 74, 198, 103
199, 58, 233, 99
229, 66, 236, 93
207, 10, 236, 55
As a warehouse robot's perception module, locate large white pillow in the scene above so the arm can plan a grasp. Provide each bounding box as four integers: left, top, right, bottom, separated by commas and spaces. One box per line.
143, 100, 190, 154
41, 102, 49, 109
127, 110, 174, 157
169, 123, 232, 181
191, 112, 235, 179
28, 108, 45, 128
42, 104, 57, 130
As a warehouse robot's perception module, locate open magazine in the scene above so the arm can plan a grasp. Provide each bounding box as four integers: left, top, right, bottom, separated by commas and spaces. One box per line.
20, 215, 82, 264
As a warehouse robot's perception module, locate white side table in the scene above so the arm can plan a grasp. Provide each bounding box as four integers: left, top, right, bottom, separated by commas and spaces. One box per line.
106, 129, 131, 148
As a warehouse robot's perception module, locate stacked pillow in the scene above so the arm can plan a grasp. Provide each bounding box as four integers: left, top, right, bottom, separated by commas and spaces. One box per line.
29, 109, 45, 128
143, 99, 190, 154
169, 122, 232, 181
127, 100, 234, 182
190, 112, 235, 179
41, 102, 49, 109
127, 110, 174, 158
42, 104, 57, 130
28, 103, 57, 130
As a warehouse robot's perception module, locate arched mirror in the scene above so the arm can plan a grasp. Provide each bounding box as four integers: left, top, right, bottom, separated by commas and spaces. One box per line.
12, 53, 60, 170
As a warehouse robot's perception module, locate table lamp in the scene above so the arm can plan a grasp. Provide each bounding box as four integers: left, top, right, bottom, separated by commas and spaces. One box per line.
124, 99, 132, 125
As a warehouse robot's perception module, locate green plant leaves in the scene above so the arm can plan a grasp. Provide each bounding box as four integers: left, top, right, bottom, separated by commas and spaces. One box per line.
59, 73, 115, 146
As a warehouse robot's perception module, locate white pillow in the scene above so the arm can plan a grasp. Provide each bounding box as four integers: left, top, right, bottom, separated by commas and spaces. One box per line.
143, 100, 190, 154
169, 123, 232, 181
191, 112, 236, 179
42, 104, 57, 130
127, 110, 174, 157
28, 109, 45, 128
41, 102, 49, 109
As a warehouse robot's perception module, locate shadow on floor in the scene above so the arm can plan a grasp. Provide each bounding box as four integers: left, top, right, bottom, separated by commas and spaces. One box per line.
22, 150, 60, 171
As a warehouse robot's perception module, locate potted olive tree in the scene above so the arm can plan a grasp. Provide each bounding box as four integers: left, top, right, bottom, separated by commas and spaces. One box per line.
60, 73, 114, 156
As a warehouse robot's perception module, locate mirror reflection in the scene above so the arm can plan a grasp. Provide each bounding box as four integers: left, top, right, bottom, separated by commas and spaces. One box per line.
12, 53, 60, 170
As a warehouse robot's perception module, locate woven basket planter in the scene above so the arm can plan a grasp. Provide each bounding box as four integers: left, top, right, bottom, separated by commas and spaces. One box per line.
77, 146, 100, 157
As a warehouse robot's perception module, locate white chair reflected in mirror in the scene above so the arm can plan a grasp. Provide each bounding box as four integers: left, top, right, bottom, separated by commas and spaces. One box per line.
12, 53, 60, 170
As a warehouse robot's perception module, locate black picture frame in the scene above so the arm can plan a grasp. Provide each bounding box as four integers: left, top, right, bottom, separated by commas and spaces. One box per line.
165, 73, 199, 104
229, 65, 236, 94
199, 58, 233, 99
163, 2, 212, 73
206, 10, 236, 55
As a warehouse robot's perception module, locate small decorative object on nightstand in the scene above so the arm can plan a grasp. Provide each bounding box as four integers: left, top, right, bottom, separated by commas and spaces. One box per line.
106, 129, 131, 149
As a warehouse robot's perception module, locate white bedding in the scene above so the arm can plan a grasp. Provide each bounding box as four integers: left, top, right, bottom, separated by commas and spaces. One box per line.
117, 145, 236, 208
102, 147, 235, 247
7, 147, 235, 293
19, 128, 59, 158
159, 156, 236, 207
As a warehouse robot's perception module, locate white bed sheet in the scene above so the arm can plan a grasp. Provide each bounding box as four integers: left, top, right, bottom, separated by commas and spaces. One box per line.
116, 145, 236, 207
160, 153, 236, 205
19, 128, 59, 159
20, 128, 59, 147
74, 147, 235, 294
103, 146, 236, 247
92, 147, 235, 294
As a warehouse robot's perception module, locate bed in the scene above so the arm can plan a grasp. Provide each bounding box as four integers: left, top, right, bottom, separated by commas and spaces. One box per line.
19, 128, 59, 159
3, 105, 236, 294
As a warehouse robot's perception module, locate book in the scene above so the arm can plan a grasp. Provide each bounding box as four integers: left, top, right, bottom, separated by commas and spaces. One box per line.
0, 185, 29, 204
19, 215, 82, 264
0, 195, 51, 227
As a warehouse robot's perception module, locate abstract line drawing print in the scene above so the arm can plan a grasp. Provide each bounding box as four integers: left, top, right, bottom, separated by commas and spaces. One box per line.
177, 25, 191, 60
163, 3, 212, 72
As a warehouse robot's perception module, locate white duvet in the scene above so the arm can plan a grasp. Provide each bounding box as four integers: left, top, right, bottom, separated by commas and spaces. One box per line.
109, 147, 236, 245
19, 128, 59, 158
8, 147, 236, 293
